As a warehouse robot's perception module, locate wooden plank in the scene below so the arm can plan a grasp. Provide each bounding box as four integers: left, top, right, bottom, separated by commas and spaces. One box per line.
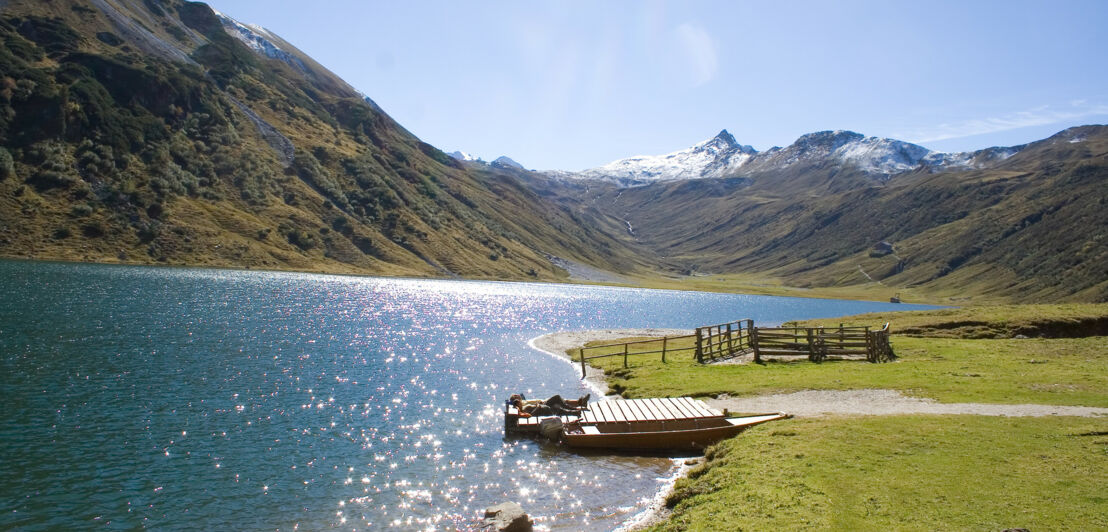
660, 396, 695, 416
626, 399, 649, 422
617, 400, 640, 422
611, 401, 629, 421
600, 401, 623, 423
632, 399, 656, 421
691, 398, 723, 417
662, 398, 691, 419
610, 401, 630, 422
592, 402, 610, 423
640, 399, 667, 421
650, 398, 679, 420
673, 396, 709, 416
599, 401, 619, 423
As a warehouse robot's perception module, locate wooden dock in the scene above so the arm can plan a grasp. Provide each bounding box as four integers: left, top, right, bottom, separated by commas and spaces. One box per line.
505, 396, 723, 435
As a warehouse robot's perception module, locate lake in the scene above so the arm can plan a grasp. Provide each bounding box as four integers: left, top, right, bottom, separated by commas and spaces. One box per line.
0, 261, 935, 530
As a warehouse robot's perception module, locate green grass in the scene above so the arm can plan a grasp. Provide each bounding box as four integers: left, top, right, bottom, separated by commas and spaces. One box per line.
651, 415, 1108, 531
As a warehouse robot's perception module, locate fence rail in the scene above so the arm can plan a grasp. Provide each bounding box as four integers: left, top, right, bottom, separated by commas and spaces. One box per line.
576, 333, 697, 378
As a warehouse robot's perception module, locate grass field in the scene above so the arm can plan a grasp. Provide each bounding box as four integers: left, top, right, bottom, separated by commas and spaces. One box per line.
651, 416, 1108, 531
569, 304, 1108, 531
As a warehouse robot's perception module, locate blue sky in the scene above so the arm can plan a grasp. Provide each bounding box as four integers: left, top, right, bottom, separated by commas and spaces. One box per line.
214, 1, 1108, 170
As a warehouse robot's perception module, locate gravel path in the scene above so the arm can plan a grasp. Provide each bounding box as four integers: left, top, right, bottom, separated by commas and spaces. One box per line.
531, 329, 1108, 418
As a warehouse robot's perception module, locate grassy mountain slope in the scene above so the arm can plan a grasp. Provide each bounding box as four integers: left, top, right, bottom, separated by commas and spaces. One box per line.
539, 126, 1108, 303
0, 0, 650, 280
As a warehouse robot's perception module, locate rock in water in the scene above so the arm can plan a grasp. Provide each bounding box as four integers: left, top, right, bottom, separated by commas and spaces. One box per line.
483, 501, 533, 532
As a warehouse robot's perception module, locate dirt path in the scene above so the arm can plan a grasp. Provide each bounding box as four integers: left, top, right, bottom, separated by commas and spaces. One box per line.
531, 330, 1108, 418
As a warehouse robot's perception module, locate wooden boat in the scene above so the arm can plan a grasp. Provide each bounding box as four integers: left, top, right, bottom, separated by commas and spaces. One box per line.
555, 396, 787, 451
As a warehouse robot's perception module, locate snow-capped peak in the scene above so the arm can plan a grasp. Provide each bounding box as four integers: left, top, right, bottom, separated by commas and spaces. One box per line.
448, 151, 481, 162
564, 128, 1027, 187
491, 156, 524, 170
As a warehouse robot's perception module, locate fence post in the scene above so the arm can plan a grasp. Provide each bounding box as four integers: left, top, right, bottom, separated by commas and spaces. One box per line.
695, 328, 703, 363
661, 336, 668, 363
811, 328, 819, 361
580, 348, 587, 378
623, 343, 629, 368
751, 327, 761, 363
726, 323, 734, 355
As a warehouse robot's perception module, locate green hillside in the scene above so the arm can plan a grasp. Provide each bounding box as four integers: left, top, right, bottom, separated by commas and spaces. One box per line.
0, 0, 651, 280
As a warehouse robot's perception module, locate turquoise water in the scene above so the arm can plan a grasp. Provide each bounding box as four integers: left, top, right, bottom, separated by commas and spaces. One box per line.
0, 261, 936, 530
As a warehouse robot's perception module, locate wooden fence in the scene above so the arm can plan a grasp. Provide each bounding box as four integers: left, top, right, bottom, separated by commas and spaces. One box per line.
576, 333, 697, 378
695, 319, 756, 363
747, 323, 895, 363
574, 320, 895, 377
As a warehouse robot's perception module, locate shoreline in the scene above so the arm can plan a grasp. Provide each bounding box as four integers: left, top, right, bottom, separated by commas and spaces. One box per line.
527, 328, 695, 531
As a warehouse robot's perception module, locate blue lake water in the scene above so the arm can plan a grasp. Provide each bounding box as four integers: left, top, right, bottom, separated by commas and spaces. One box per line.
0, 261, 936, 530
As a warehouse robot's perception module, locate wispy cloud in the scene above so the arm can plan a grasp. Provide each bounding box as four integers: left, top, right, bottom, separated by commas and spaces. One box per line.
901, 102, 1108, 143
673, 23, 718, 87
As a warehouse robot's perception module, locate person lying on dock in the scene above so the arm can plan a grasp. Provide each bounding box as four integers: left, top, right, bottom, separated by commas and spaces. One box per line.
509, 393, 589, 416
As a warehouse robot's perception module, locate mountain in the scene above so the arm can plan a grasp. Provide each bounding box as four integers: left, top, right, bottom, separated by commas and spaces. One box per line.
535, 125, 1108, 302
571, 130, 756, 186
0, 0, 1103, 303
0, 0, 650, 280
565, 129, 1023, 188
490, 156, 524, 170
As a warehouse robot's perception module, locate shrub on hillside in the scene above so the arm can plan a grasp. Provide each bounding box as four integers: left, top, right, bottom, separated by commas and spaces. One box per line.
0, 147, 12, 179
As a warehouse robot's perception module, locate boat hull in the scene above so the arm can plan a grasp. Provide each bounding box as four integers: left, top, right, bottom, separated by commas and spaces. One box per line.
562, 413, 788, 451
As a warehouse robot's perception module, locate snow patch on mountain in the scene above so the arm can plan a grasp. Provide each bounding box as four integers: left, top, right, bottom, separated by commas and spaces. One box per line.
214, 10, 310, 75
448, 151, 481, 162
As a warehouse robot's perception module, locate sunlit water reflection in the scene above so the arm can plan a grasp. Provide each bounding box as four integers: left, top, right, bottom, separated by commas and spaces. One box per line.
0, 261, 936, 530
